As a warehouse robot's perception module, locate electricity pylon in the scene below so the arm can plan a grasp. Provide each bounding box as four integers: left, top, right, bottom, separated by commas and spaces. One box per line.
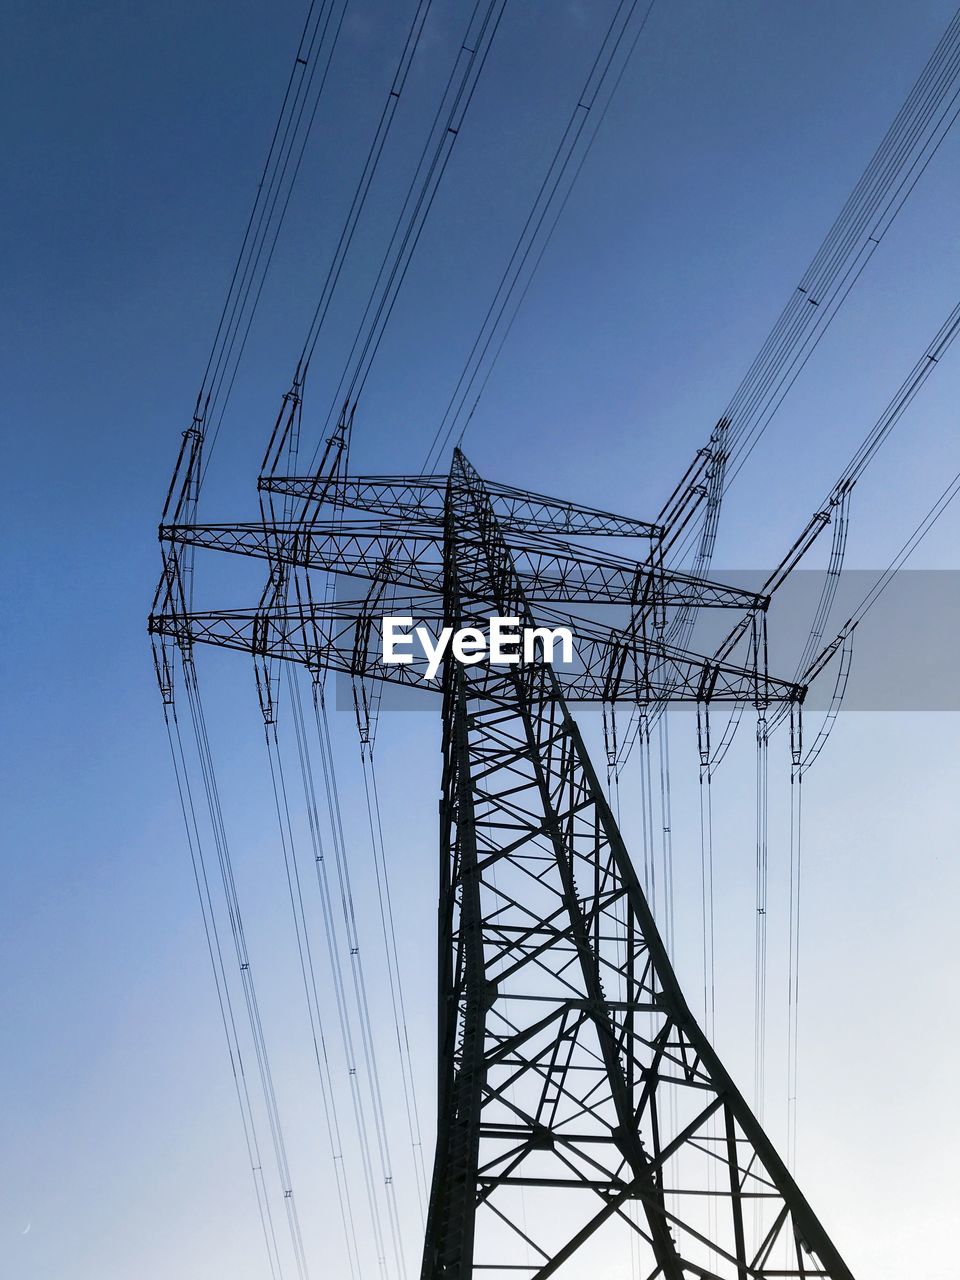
150, 410, 853, 1277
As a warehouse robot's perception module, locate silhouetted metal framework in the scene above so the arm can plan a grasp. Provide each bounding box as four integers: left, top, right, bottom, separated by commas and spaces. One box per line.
150, 419, 852, 1278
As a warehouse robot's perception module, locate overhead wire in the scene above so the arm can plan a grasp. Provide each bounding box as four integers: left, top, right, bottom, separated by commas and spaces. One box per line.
307, 0, 509, 463
601, 708, 639, 1275
614, 290, 960, 778
801, 459, 960, 694
286, 664, 393, 1280
785, 726, 803, 1179
154, 0, 354, 1240
695, 703, 718, 1266
778, 448, 960, 1188
780, 459, 960, 1192
262, 703, 363, 1280
359, 743, 430, 1218
297, 0, 437, 375
749, 294, 960, 739
298, 399, 422, 1268
665, 6, 960, 577
253, 389, 384, 1275
752, 712, 769, 1135
421, 0, 659, 472
637, 709, 656, 910
695, 707, 717, 1046
312, 680, 411, 1279
260, 372, 413, 1270
180, 657, 313, 1280
199, 0, 351, 479
606, 13, 960, 837
163, 703, 285, 1280
437, 0, 657, 467
656, 714, 675, 978
166, 3, 484, 1263
196, 0, 325, 402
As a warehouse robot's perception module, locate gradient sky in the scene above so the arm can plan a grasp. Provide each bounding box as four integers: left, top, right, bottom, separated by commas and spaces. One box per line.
3, 2, 960, 1277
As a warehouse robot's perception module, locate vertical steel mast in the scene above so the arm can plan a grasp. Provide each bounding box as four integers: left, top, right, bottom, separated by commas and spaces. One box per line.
420, 452, 851, 1279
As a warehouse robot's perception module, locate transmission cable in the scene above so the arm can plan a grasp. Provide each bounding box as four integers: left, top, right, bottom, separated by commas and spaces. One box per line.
695, 706, 717, 1042
614, 291, 960, 780
163, 702, 285, 1279
695, 702, 719, 1262
664, 7, 960, 578
785, 730, 803, 1176
296, 0, 437, 376
180, 657, 313, 1279
421, 0, 658, 472
307, 0, 509, 463
272, 420, 412, 1273
262, 702, 363, 1280
752, 712, 769, 1134
196, 0, 325, 402
779, 463, 960, 1184
199, 0, 351, 480
359, 742, 430, 1217
286, 665, 394, 1279
800, 460, 960, 694
312, 680, 411, 1279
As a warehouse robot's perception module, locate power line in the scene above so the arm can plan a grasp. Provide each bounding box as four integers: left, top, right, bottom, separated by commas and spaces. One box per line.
666, 6, 960, 577
308, 0, 509, 464
359, 743, 430, 1218
421, 0, 658, 472
178, 656, 313, 1280
163, 705, 286, 1280
286, 664, 395, 1279
262, 706, 363, 1280
312, 682, 411, 1279
297, 0, 437, 374
199, 0, 351, 478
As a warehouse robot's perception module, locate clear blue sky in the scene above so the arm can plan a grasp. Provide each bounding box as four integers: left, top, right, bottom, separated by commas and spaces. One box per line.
3, 2, 959, 1276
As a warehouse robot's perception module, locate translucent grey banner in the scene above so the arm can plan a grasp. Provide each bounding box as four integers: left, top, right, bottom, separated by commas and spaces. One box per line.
331, 570, 960, 713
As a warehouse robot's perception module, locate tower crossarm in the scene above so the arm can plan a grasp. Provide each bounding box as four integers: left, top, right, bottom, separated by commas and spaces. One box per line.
260, 472, 663, 539
159, 520, 766, 610
146, 594, 802, 705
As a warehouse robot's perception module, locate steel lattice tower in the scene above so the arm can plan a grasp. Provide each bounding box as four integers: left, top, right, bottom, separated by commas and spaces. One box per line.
150, 410, 854, 1277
